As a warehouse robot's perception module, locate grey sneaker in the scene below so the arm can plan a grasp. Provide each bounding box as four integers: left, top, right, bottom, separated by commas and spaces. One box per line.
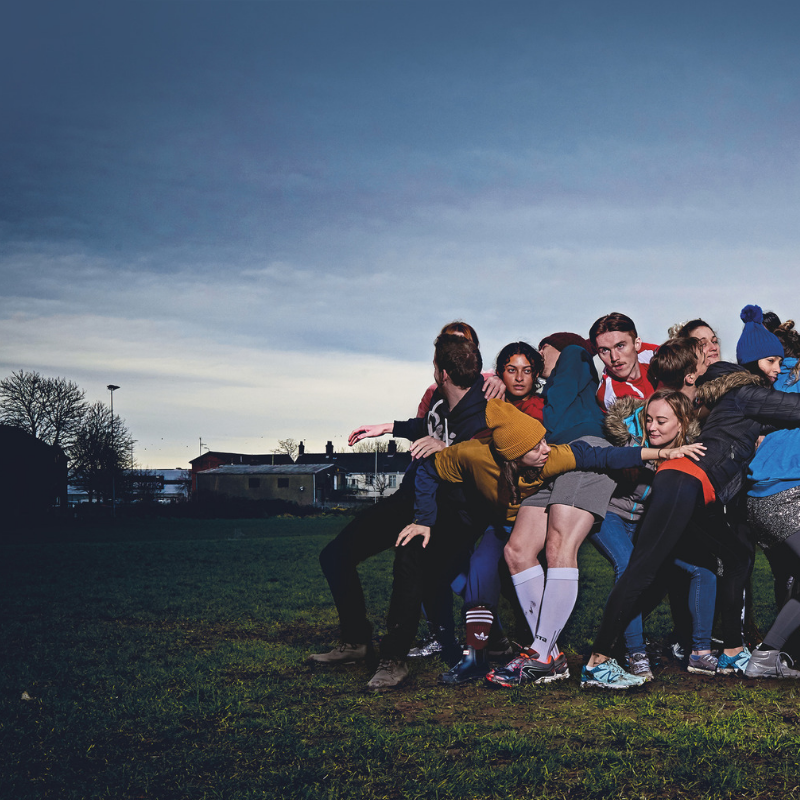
309, 643, 368, 665
367, 659, 409, 690
626, 651, 654, 681
744, 648, 800, 679
687, 652, 718, 676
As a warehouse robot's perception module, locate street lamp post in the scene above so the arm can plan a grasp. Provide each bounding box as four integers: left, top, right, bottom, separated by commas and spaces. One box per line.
108, 385, 120, 517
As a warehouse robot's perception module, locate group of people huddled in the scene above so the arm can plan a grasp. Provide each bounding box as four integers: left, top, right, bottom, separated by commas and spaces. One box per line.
309, 306, 800, 691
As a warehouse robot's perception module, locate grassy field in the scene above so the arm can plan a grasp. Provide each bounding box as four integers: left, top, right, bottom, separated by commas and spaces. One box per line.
2, 515, 799, 799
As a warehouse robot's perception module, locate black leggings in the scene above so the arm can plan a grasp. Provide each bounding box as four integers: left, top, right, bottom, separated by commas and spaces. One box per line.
593, 469, 754, 656
763, 530, 800, 650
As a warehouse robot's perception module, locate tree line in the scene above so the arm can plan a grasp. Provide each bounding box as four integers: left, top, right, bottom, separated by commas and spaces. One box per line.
0, 370, 135, 503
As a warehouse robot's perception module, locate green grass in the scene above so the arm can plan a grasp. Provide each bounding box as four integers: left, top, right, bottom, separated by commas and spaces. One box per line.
1, 516, 799, 799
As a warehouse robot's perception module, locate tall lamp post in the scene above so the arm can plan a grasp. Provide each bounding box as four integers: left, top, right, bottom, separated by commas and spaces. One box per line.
108, 385, 120, 517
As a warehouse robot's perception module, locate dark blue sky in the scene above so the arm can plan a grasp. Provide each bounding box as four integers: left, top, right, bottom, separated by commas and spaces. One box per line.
2, 1, 799, 465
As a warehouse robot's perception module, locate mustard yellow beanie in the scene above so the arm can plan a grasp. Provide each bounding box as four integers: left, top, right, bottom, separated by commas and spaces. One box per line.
485, 398, 546, 461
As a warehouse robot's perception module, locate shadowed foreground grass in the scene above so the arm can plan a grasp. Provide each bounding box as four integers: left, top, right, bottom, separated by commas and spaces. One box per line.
1, 516, 799, 799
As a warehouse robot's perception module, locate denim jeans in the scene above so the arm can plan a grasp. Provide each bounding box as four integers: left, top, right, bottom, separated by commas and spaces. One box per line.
672, 557, 716, 651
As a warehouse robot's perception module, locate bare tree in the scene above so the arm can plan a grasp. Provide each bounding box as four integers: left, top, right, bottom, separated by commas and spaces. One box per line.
70, 401, 134, 503
0, 370, 86, 448
273, 438, 299, 461
348, 439, 408, 453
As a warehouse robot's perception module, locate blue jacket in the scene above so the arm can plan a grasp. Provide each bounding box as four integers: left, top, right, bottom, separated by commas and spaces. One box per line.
748, 357, 800, 498
542, 345, 605, 445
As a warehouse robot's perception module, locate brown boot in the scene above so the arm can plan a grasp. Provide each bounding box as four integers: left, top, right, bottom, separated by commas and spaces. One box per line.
308, 643, 368, 665
367, 659, 409, 690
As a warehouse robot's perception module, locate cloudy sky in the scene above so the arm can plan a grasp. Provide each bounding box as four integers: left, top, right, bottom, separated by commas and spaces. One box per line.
2, 1, 799, 467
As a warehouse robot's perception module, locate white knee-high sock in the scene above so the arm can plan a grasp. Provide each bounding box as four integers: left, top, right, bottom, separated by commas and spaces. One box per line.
511, 565, 545, 644
534, 567, 580, 661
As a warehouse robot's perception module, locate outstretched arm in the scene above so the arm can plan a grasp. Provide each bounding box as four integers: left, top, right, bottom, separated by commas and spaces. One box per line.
642, 443, 706, 462
348, 423, 394, 446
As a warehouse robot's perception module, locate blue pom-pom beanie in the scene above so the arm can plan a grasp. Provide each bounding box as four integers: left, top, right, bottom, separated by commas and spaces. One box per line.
736, 304, 783, 364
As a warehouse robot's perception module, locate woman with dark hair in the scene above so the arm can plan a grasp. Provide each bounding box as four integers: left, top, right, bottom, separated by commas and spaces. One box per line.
745, 318, 800, 678
584, 304, 800, 688
495, 341, 545, 420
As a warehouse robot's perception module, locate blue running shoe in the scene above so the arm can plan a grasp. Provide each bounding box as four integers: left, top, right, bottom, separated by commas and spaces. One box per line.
716, 647, 751, 676
581, 658, 646, 690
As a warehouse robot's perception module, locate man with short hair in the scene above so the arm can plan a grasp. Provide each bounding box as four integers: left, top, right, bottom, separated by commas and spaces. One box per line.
590, 312, 659, 410
648, 337, 707, 402
310, 334, 488, 689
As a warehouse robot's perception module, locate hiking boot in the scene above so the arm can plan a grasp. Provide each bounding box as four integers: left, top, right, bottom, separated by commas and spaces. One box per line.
687, 652, 718, 676
438, 646, 491, 685
581, 658, 646, 690
744, 647, 800, 679
626, 651, 654, 682
367, 659, 409, 690
309, 643, 368, 665
716, 647, 751, 676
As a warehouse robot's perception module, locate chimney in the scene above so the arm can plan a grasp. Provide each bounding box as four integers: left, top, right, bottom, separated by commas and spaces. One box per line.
325, 440, 334, 458
298, 441, 305, 456
388, 440, 397, 455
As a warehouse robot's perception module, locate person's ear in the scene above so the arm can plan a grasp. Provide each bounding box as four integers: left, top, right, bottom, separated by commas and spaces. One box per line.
634, 336, 642, 353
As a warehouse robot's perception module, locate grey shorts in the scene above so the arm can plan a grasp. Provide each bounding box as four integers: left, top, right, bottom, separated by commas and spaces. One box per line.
520, 436, 617, 521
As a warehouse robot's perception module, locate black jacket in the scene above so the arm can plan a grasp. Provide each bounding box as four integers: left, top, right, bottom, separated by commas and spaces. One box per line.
392, 377, 488, 446
393, 377, 489, 503
696, 362, 800, 503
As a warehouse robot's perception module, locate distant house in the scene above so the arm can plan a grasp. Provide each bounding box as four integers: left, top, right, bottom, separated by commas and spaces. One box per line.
0, 424, 68, 520
195, 463, 346, 507
296, 440, 411, 500
189, 451, 294, 494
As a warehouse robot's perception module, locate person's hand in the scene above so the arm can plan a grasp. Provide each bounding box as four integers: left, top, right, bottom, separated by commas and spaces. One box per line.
348, 423, 392, 446
396, 523, 431, 548
663, 442, 706, 461
409, 436, 447, 460
482, 375, 506, 401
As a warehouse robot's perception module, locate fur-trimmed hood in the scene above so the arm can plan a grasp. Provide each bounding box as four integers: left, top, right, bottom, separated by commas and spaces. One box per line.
603, 394, 701, 446
696, 362, 769, 410
603, 396, 645, 446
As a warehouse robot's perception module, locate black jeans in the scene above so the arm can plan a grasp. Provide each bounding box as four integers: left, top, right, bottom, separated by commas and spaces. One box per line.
319, 490, 415, 645
593, 469, 754, 656
379, 502, 484, 661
